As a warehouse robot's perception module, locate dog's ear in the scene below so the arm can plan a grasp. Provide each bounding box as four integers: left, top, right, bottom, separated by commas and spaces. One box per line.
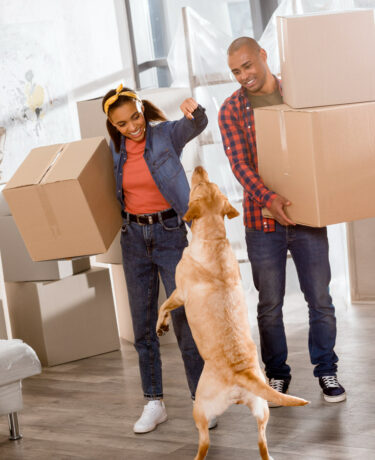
223, 200, 239, 219
183, 200, 201, 222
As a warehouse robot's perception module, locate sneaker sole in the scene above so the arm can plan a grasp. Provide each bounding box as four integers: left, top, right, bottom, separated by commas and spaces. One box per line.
133, 414, 168, 434
323, 392, 346, 403
268, 389, 288, 408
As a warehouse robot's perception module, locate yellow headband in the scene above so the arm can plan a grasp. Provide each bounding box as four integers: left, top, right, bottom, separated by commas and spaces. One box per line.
104, 84, 141, 115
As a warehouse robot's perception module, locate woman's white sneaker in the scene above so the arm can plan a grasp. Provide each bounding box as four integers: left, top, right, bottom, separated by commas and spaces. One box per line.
133, 400, 168, 433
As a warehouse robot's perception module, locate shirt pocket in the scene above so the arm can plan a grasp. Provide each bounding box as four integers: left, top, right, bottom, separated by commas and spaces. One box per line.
152, 149, 182, 179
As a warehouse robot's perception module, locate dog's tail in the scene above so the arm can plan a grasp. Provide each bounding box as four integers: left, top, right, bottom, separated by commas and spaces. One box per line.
236, 370, 309, 407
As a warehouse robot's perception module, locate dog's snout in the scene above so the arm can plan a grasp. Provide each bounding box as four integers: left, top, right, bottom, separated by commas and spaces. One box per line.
194, 166, 205, 174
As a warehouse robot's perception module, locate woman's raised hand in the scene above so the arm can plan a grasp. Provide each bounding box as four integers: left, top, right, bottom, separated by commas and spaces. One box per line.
180, 98, 198, 120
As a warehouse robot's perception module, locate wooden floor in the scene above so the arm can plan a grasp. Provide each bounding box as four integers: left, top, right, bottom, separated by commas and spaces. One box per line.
0, 302, 374, 460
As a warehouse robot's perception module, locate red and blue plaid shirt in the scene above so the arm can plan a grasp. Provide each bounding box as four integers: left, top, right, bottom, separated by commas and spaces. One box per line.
218, 85, 278, 232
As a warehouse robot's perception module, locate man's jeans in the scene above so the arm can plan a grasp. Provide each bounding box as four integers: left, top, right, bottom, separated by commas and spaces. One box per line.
121, 213, 204, 399
245, 223, 338, 379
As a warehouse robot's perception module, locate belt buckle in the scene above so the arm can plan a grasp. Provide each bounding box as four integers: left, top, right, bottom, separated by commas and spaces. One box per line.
136, 214, 153, 225
136, 214, 146, 226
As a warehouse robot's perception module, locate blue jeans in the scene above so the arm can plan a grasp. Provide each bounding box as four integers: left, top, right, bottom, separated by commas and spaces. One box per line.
120, 212, 204, 399
245, 223, 339, 379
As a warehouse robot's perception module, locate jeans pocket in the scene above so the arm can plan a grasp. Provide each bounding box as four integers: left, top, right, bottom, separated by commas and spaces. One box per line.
161, 216, 185, 232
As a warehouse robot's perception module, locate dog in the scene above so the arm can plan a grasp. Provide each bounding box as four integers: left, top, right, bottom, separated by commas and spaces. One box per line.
156, 166, 308, 460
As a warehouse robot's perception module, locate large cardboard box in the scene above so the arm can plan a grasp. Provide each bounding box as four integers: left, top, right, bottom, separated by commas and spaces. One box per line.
3, 137, 122, 261
110, 264, 176, 345
255, 102, 375, 227
277, 9, 375, 108
0, 216, 90, 281
5, 267, 120, 366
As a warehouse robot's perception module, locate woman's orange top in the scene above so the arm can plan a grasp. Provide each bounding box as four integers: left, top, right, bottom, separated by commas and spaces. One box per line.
122, 137, 171, 214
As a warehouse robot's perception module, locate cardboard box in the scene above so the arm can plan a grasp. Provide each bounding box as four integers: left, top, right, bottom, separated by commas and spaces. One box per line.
0, 183, 10, 216
277, 9, 375, 108
255, 102, 375, 227
0, 257, 12, 339
77, 88, 200, 264
347, 218, 375, 302
3, 137, 122, 261
96, 230, 122, 264
0, 216, 90, 281
5, 267, 120, 366
110, 264, 176, 344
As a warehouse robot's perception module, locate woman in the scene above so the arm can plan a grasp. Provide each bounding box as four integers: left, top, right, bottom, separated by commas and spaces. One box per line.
102, 84, 207, 433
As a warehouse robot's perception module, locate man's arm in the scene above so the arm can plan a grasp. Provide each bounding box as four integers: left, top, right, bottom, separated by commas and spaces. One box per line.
218, 102, 294, 226
218, 102, 276, 209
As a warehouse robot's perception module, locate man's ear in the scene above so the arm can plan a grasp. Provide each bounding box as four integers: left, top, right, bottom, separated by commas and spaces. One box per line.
223, 200, 239, 219
183, 200, 201, 222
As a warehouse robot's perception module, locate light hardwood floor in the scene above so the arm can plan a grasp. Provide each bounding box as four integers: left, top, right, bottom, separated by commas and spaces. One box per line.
0, 302, 374, 460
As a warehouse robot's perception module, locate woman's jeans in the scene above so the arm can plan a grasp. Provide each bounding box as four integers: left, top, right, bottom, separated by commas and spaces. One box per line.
121, 213, 204, 400
245, 223, 339, 380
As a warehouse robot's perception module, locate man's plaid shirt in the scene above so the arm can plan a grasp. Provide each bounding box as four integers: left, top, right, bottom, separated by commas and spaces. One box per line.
218, 86, 277, 232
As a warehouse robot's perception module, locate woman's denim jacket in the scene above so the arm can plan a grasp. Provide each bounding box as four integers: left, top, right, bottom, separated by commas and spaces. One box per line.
110, 105, 208, 219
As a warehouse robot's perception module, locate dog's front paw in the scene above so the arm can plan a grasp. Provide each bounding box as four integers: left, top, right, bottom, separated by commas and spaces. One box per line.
156, 313, 170, 336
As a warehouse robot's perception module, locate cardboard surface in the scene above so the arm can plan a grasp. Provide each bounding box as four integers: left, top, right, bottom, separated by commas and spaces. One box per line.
3, 137, 122, 261
96, 230, 122, 264
110, 264, 176, 345
277, 9, 375, 108
347, 218, 375, 302
0, 216, 90, 281
0, 184, 10, 216
255, 102, 375, 227
6, 267, 120, 366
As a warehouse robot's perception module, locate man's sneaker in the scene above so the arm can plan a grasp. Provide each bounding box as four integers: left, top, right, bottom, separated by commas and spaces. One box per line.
133, 400, 168, 433
268, 378, 290, 408
319, 375, 346, 403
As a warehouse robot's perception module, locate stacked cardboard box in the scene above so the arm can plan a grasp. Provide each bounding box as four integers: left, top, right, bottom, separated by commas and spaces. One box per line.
0, 138, 121, 365
256, 9, 375, 227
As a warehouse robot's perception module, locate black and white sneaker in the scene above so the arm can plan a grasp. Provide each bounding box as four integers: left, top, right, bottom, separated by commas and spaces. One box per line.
268, 378, 290, 408
319, 375, 346, 403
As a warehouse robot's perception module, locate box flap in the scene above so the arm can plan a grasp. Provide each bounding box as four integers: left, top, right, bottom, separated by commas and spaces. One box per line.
41, 137, 106, 183
4, 144, 64, 190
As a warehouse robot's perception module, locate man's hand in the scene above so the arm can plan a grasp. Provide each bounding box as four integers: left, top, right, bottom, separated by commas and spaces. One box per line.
269, 195, 295, 226
180, 98, 198, 120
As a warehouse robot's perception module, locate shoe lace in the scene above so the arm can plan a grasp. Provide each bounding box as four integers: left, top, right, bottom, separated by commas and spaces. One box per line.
321, 375, 340, 388
269, 378, 285, 392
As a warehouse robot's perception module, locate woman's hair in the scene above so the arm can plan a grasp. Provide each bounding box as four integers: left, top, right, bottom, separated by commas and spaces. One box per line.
102, 87, 168, 153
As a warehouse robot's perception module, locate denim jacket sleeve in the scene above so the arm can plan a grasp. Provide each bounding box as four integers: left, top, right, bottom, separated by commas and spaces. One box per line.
168, 105, 208, 154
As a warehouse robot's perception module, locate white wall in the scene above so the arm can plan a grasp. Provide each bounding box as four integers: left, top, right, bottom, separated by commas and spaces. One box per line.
0, 0, 134, 181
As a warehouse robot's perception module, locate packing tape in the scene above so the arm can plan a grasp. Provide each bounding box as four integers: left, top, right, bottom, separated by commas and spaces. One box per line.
36, 186, 61, 239
38, 143, 69, 184
278, 110, 290, 176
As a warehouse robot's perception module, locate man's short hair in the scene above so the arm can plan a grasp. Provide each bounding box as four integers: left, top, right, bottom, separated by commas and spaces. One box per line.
227, 37, 260, 55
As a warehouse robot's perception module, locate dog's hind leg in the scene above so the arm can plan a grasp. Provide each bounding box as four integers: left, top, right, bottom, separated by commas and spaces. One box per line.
193, 400, 210, 460
246, 397, 273, 460
193, 367, 230, 460
156, 289, 184, 336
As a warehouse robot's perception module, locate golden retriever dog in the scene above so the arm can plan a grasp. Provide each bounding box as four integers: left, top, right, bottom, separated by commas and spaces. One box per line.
156, 166, 308, 460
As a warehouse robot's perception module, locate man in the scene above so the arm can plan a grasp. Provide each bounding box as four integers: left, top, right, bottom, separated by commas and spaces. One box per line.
218, 37, 345, 404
